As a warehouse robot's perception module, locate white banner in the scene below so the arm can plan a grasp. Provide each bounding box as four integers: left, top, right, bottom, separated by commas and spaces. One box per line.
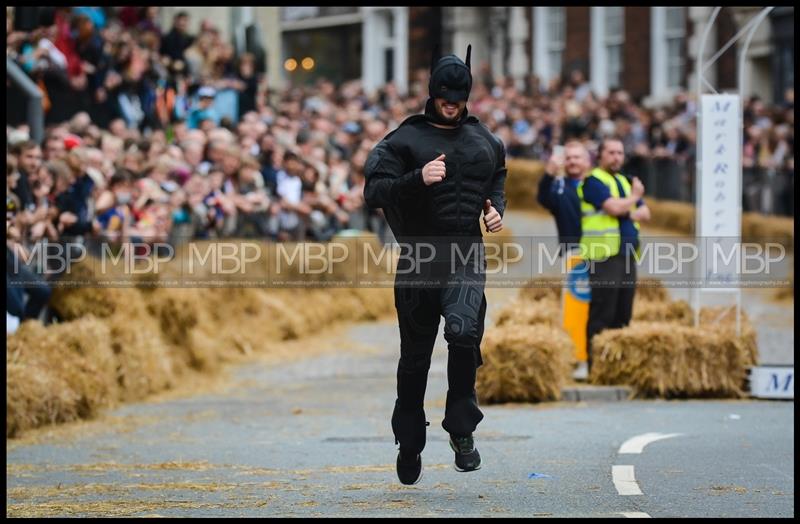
700, 94, 741, 285
750, 366, 794, 399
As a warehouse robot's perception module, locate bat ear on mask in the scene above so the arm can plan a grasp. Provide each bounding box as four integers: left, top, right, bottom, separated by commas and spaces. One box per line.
465, 44, 471, 70
430, 43, 441, 74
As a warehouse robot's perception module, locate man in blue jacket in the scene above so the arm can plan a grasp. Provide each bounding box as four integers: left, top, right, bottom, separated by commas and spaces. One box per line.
536, 141, 591, 256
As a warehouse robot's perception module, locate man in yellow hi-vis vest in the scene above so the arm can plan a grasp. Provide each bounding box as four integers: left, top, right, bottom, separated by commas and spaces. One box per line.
577, 138, 651, 372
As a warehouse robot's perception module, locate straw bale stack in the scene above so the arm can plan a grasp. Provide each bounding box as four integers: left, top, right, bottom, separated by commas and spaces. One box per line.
632, 298, 693, 325
517, 277, 564, 302
644, 198, 695, 234
7, 317, 119, 437
504, 158, 546, 210
635, 278, 670, 302
494, 297, 561, 327
476, 324, 575, 403
589, 307, 758, 398
350, 287, 396, 320
742, 211, 794, 251
774, 271, 793, 301
7, 237, 399, 437
477, 276, 573, 403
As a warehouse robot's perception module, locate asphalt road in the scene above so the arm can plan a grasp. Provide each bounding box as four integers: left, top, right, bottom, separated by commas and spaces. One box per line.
6, 211, 794, 517
6, 318, 794, 518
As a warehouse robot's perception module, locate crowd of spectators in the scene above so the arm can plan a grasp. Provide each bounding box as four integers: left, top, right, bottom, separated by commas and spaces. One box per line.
472, 67, 793, 212
6, 7, 794, 327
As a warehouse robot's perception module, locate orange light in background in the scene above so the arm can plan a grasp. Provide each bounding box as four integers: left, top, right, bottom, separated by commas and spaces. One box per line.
301, 57, 315, 71
284, 58, 298, 72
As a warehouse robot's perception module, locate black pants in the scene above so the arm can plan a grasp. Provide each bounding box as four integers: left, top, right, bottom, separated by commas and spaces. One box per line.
587, 252, 636, 371
391, 258, 486, 455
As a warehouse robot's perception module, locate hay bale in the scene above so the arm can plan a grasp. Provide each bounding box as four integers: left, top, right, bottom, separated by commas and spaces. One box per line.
494, 297, 561, 327
774, 271, 793, 301
6, 317, 119, 437
774, 286, 794, 301
49, 274, 180, 401
589, 308, 758, 398
349, 287, 395, 320
6, 237, 396, 438
105, 312, 177, 401
517, 277, 666, 304
7, 361, 76, 438
635, 278, 670, 301
142, 288, 222, 370
476, 324, 575, 403
742, 212, 794, 251
505, 158, 546, 210
644, 198, 695, 234
49, 286, 139, 320
640, 198, 793, 251
698, 306, 758, 366
632, 299, 693, 325
518, 277, 564, 302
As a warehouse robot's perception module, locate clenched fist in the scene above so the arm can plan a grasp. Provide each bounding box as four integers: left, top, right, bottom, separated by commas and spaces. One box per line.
422, 153, 446, 185
483, 199, 503, 233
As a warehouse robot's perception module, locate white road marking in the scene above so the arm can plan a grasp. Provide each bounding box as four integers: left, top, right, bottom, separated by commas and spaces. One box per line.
620, 512, 652, 518
618, 432, 684, 454
613, 465, 644, 495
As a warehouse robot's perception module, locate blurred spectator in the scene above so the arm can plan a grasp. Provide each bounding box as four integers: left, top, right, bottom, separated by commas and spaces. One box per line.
94, 168, 133, 243
160, 11, 193, 63
53, 150, 95, 239
276, 151, 309, 241
7, 155, 52, 324
11, 140, 42, 211
187, 86, 220, 129
6, 5, 795, 331
236, 53, 260, 119
4, 7, 794, 297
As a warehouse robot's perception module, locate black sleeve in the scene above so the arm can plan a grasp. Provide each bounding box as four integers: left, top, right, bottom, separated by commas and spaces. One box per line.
487, 139, 507, 217
537, 173, 556, 211
13, 173, 35, 211
363, 138, 426, 210
536, 173, 567, 214
160, 32, 174, 57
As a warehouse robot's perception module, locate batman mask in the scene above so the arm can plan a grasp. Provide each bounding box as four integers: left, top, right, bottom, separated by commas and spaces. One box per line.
428, 44, 472, 102
425, 44, 473, 125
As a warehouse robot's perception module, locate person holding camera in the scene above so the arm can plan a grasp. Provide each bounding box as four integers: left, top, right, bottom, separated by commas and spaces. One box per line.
537, 141, 591, 256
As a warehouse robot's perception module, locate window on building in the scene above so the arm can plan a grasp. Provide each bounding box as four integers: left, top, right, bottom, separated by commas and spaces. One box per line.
665, 7, 686, 89
546, 7, 565, 80
604, 7, 624, 89
770, 8, 794, 105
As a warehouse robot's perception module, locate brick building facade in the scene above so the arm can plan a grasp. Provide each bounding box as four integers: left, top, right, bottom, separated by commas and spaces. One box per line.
173, 7, 792, 105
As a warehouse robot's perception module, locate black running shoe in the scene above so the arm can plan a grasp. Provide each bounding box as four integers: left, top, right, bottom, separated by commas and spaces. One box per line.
396, 449, 423, 485
449, 434, 481, 472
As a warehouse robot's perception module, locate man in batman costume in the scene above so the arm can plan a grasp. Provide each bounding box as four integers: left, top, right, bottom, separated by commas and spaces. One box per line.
364, 44, 507, 485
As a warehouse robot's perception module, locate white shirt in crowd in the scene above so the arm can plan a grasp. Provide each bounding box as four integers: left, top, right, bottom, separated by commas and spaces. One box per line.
276, 169, 302, 230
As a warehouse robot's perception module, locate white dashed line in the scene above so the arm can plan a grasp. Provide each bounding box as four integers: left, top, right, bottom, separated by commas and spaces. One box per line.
618, 432, 684, 454
612, 465, 644, 495
620, 512, 652, 518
